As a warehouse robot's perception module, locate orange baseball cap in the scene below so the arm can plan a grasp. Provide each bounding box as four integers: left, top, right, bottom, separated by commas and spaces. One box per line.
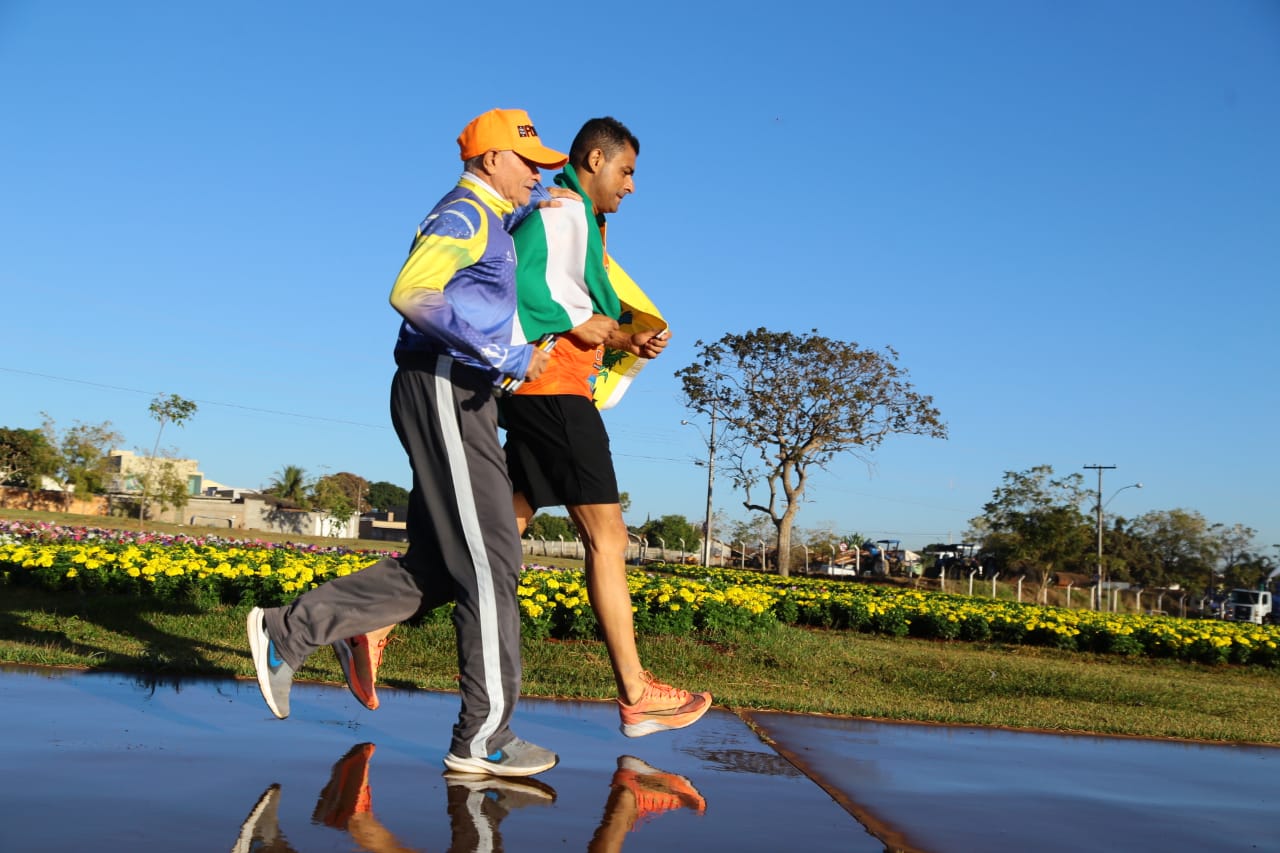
457, 108, 568, 168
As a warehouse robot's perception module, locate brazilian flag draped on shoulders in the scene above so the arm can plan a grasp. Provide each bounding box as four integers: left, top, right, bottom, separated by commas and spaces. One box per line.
511, 164, 666, 410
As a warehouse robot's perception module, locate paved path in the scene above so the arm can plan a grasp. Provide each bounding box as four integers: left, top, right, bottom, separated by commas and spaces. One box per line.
0, 665, 1274, 851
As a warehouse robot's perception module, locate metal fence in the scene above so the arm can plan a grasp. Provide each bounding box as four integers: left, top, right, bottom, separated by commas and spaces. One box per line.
520, 538, 727, 566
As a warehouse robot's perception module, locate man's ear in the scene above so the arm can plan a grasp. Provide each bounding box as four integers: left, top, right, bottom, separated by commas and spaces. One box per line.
481, 149, 502, 174
582, 148, 606, 174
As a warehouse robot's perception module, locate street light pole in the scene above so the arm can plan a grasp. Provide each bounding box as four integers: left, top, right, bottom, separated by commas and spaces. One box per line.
1084, 466, 1144, 611
702, 404, 717, 567
1102, 480, 1144, 610
1084, 465, 1115, 610
682, 401, 718, 568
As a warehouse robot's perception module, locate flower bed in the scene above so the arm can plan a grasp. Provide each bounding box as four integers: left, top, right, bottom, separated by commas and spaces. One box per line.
2, 522, 1276, 667
0, 520, 396, 607
654, 564, 1280, 666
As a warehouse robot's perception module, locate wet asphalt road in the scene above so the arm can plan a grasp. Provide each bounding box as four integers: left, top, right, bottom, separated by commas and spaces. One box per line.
0, 664, 1274, 852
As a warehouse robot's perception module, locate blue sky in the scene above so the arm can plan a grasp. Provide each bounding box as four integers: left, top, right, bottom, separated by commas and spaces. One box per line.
2, 1, 1277, 553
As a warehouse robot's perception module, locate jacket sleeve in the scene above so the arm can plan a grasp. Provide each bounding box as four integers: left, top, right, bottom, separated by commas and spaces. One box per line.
389, 198, 532, 380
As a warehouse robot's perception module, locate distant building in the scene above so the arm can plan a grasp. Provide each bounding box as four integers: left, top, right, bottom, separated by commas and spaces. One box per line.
95, 451, 358, 538
177, 492, 359, 538
359, 509, 409, 543
104, 450, 203, 496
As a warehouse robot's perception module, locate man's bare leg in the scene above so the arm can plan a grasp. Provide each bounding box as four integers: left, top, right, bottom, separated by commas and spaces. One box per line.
567, 502, 648, 704
514, 494, 643, 703
519, 492, 711, 736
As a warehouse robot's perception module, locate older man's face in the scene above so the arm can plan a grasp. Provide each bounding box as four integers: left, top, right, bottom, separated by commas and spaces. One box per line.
488, 150, 541, 207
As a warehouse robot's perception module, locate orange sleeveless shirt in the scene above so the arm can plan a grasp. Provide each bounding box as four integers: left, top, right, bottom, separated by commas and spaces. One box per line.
514, 335, 602, 399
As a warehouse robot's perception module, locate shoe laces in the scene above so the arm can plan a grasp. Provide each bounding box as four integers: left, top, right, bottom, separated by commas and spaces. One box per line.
353, 634, 388, 666
634, 788, 683, 818
623, 772, 702, 822
638, 671, 688, 701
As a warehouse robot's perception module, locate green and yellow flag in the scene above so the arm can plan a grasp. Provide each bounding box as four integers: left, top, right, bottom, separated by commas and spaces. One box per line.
594, 257, 666, 410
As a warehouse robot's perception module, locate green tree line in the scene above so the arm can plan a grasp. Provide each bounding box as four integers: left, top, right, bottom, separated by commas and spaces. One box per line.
967, 465, 1274, 593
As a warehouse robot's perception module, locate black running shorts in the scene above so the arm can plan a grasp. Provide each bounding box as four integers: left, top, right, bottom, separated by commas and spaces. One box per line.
500, 394, 619, 510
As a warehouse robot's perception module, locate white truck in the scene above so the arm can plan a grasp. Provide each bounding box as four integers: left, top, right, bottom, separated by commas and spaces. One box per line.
1222, 588, 1273, 625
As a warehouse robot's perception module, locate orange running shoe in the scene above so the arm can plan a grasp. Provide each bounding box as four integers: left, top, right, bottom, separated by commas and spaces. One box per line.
333, 634, 387, 710
313, 742, 376, 830
610, 755, 706, 825
617, 671, 712, 738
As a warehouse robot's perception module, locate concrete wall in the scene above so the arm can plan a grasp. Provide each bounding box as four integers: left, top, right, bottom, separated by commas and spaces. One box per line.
0, 485, 107, 516
0, 486, 357, 539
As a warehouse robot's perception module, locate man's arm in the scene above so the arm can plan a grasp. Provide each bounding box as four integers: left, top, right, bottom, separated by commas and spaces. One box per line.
504, 184, 582, 231
568, 313, 619, 346
389, 199, 533, 380
605, 327, 669, 358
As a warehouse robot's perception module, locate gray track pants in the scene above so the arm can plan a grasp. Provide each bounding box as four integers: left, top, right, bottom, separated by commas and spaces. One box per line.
264, 354, 524, 760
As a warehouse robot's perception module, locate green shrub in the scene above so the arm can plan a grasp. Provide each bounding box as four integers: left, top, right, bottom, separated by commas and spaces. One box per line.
869, 606, 910, 637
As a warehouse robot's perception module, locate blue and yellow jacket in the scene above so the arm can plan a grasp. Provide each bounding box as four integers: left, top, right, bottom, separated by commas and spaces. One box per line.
390, 174, 533, 382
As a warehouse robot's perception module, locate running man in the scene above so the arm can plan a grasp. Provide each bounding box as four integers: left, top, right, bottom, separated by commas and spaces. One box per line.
246, 108, 565, 778
339, 118, 713, 739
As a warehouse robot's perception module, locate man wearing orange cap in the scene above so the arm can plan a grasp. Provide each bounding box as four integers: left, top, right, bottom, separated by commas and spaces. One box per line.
246, 108, 567, 778
339, 118, 712, 739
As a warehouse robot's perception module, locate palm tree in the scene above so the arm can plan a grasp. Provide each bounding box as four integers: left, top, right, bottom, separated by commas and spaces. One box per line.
266, 464, 308, 504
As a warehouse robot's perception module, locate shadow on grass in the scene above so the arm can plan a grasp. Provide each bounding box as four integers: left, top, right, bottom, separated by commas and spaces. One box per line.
0, 587, 242, 677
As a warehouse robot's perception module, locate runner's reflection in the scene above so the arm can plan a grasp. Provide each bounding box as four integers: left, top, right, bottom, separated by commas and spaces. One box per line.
443, 771, 556, 851
588, 756, 706, 852
231, 742, 555, 852
233, 783, 289, 853
232, 745, 704, 852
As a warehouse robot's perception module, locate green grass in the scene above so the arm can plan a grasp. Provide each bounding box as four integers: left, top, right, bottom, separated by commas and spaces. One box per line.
4, 507, 1278, 744
3, 587, 1278, 744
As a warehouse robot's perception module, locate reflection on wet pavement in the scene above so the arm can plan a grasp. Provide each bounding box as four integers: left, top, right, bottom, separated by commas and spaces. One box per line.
231, 742, 707, 852
0, 665, 867, 851
13, 663, 1269, 852
589, 755, 707, 851
233, 741, 563, 852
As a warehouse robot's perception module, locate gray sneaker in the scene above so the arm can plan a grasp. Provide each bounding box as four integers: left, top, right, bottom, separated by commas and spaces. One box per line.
443, 737, 559, 777
247, 607, 293, 719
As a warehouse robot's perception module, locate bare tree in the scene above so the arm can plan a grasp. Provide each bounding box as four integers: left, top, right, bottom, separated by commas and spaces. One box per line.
677, 328, 946, 575
139, 394, 198, 527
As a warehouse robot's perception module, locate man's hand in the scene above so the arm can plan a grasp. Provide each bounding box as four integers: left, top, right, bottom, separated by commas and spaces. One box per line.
525, 347, 552, 382
606, 328, 670, 358
569, 314, 619, 346
635, 328, 670, 359
534, 186, 582, 209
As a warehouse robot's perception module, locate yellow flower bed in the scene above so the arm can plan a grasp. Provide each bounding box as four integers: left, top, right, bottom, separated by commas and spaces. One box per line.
2, 530, 1276, 666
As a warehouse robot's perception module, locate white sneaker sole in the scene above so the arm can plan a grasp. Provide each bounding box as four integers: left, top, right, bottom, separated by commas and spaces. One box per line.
247, 608, 286, 719
443, 752, 558, 778
620, 696, 713, 738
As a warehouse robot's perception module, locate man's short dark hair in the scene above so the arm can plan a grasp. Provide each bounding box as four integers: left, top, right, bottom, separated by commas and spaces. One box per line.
569, 117, 639, 166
